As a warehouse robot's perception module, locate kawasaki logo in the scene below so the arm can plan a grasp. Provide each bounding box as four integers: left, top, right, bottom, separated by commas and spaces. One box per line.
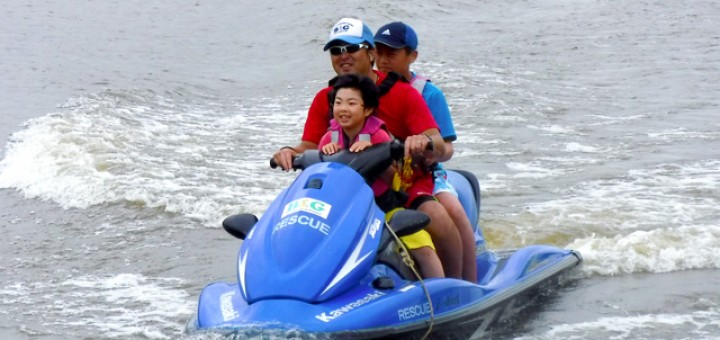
220, 291, 239, 321
315, 292, 385, 322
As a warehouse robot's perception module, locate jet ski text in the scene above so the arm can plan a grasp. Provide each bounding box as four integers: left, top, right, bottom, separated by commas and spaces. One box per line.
273, 215, 331, 235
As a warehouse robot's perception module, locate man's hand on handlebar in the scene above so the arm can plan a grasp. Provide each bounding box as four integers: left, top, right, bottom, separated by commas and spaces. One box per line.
272, 147, 297, 171
271, 142, 317, 171
404, 133, 436, 163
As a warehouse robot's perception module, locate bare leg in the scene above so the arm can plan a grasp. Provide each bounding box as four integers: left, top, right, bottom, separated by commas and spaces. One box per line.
436, 192, 478, 283
417, 199, 463, 279
410, 247, 444, 278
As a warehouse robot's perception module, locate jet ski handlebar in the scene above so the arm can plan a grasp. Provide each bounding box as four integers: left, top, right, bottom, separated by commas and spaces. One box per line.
270, 140, 406, 182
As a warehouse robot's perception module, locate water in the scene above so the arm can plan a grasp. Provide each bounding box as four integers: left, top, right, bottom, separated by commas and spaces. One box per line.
2, 0, 719, 339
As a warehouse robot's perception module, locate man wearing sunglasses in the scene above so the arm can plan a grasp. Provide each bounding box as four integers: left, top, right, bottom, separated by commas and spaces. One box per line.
272, 18, 463, 280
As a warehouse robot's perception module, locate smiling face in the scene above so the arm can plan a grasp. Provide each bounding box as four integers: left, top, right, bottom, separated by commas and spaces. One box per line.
328, 42, 374, 76
332, 87, 373, 138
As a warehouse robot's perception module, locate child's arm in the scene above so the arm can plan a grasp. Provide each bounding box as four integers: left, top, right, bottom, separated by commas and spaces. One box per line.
379, 163, 397, 187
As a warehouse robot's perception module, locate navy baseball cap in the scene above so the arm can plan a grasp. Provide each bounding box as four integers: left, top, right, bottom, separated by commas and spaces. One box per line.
373, 21, 418, 50
323, 18, 375, 51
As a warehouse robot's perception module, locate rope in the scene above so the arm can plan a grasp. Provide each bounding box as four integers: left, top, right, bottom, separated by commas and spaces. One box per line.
384, 218, 434, 339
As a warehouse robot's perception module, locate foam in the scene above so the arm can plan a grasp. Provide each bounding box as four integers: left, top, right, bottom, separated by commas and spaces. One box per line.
520, 159, 720, 275
58, 273, 193, 339
533, 308, 720, 340
0, 89, 301, 227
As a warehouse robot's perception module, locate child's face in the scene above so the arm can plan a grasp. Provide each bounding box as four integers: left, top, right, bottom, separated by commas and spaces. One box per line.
375, 44, 416, 76
332, 88, 373, 131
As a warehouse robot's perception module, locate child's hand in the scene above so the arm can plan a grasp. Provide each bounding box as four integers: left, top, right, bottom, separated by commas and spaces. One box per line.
349, 140, 372, 152
322, 143, 340, 155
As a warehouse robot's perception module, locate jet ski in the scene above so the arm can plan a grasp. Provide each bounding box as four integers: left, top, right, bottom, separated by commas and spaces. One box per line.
186, 141, 582, 339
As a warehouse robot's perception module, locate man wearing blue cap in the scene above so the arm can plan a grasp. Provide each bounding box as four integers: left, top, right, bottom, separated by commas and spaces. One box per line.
272, 18, 464, 280
375, 21, 478, 283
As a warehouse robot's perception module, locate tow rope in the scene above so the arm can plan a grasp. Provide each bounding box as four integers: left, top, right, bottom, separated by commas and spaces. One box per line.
383, 216, 435, 339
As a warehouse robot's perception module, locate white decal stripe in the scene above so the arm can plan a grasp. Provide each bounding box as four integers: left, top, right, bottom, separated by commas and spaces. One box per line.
321, 223, 373, 296
238, 250, 248, 297
399, 284, 416, 292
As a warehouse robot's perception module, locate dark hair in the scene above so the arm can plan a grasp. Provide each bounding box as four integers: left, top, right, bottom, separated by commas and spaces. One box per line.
330, 74, 380, 109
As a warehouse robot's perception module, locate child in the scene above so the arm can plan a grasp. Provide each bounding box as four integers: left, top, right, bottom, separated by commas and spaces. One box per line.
374, 22, 477, 283
318, 73, 444, 279
318, 73, 394, 201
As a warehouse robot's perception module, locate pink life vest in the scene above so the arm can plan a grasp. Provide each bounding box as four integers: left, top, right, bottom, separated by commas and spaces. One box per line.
328, 115, 390, 147
322, 115, 392, 196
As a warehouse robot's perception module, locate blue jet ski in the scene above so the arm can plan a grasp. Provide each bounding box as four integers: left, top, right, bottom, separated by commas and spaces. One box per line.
186, 141, 582, 339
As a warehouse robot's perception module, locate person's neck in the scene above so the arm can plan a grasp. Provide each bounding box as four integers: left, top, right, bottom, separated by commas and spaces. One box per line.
343, 125, 362, 142
367, 70, 378, 83
401, 70, 413, 82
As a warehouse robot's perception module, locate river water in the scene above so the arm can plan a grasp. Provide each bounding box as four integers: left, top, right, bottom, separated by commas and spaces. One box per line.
1, 0, 719, 339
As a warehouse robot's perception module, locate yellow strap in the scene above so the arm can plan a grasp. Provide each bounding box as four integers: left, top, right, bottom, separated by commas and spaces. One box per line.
393, 157, 413, 191
384, 207, 404, 222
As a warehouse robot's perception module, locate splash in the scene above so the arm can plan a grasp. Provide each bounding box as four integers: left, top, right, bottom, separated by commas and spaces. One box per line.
0, 89, 302, 226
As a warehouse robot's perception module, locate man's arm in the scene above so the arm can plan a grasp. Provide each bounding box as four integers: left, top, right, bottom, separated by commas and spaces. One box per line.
404, 128, 446, 163
271, 88, 330, 171
438, 141, 454, 163
272, 141, 318, 171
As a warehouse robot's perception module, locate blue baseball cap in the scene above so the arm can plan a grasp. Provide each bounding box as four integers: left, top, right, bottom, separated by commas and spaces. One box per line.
373, 21, 418, 51
323, 18, 375, 51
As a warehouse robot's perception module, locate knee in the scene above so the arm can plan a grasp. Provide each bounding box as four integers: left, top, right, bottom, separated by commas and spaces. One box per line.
437, 194, 467, 218
446, 203, 466, 220
419, 200, 452, 224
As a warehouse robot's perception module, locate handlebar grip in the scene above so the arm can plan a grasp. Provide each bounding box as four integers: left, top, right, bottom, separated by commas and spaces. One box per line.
269, 158, 278, 169
426, 140, 434, 152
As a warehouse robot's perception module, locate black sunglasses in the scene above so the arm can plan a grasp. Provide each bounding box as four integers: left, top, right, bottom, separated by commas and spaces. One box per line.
328, 44, 369, 56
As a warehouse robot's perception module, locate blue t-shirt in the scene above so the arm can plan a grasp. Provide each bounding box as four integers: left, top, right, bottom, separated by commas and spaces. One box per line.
411, 72, 457, 142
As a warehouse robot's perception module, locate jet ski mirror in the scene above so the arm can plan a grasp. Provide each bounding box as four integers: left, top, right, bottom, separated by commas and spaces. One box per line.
387, 209, 430, 237
222, 213, 259, 240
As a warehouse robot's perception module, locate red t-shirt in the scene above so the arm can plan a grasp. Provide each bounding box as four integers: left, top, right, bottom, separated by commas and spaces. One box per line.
303, 70, 439, 206
302, 70, 438, 144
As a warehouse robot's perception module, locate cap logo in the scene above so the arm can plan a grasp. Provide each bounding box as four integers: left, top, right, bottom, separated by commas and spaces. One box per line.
324, 17, 374, 50
381, 29, 391, 36
333, 23, 353, 35
329, 19, 363, 39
